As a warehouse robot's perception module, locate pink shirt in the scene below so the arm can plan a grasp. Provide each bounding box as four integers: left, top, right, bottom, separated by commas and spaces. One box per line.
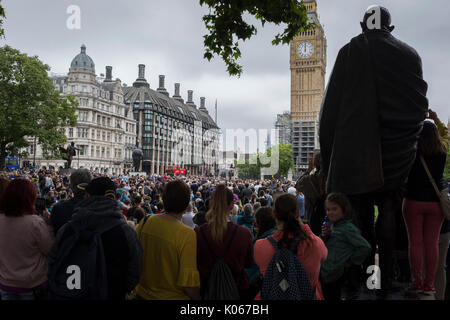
0, 213, 54, 289
254, 224, 328, 300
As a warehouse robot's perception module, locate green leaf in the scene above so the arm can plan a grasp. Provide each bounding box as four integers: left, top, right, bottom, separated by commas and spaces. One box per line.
201, 0, 309, 77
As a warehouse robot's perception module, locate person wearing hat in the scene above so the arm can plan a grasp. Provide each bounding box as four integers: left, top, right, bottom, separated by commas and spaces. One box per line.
319, 5, 428, 297
49, 176, 143, 300
50, 168, 92, 235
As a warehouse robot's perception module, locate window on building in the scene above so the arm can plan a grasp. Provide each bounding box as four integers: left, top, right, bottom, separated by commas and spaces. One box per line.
79, 111, 88, 121
102, 131, 106, 141
101, 147, 105, 158
79, 145, 86, 156
69, 128, 73, 138
96, 146, 100, 157
82, 86, 87, 93
144, 111, 153, 120
91, 146, 94, 156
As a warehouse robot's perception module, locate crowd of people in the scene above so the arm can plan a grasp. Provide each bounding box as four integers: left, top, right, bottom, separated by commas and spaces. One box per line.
0, 131, 448, 301
0, 5, 449, 302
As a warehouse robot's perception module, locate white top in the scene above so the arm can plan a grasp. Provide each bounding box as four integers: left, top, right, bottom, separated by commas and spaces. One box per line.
288, 186, 297, 195
181, 212, 197, 229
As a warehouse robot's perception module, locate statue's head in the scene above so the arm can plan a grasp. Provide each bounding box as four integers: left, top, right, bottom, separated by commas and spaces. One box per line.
361, 5, 395, 33
70, 141, 75, 146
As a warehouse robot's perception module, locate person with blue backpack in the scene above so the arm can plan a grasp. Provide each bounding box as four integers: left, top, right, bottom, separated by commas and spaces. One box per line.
254, 193, 328, 300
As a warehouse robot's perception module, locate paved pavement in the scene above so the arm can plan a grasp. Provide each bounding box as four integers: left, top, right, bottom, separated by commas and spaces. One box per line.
345, 253, 436, 300
355, 282, 435, 300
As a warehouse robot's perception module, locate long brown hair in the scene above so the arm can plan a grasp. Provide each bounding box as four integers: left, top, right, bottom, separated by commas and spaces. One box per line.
419, 121, 447, 156
274, 193, 309, 254
206, 184, 234, 243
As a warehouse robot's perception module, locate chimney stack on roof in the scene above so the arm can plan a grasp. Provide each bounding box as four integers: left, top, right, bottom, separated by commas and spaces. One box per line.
200, 97, 206, 109
157, 75, 169, 96
187, 90, 197, 108
199, 97, 208, 114
138, 64, 145, 79
173, 83, 184, 103
105, 66, 112, 82
133, 64, 150, 88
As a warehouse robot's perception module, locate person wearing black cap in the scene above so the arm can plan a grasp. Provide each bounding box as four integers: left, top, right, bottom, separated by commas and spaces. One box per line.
50, 168, 92, 235
319, 5, 429, 298
48, 176, 143, 300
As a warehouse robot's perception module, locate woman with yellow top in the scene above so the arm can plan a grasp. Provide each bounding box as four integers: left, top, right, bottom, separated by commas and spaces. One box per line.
135, 180, 201, 300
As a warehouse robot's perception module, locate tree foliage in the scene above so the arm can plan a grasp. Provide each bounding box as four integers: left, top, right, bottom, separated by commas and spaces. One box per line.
200, 0, 314, 76
0, 45, 78, 168
0, 1, 4, 38
235, 143, 294, 179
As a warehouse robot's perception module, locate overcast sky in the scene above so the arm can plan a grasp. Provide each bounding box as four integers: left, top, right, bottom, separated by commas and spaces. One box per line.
2, 0, 449, 152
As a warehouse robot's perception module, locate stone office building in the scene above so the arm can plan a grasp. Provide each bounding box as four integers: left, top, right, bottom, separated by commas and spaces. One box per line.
123, 64, 220, 175
26, 45, 137, 174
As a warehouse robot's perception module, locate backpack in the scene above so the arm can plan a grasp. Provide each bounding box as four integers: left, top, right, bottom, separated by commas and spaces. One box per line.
48, 218, 125, 300
200, 225, 240, 300
261, 237, 315, 300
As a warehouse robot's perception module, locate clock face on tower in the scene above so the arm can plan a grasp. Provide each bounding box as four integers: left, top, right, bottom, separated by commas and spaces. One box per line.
297, 41, 314, 59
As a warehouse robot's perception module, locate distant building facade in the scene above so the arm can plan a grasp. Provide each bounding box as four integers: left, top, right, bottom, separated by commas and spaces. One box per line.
26, 45, 136, 174
292, 118, 318, 172
122, 65, 220, 176
275, 112, 292, 145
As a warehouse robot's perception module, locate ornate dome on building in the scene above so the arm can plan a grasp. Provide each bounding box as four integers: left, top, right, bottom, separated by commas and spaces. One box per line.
70, 44, 95, 72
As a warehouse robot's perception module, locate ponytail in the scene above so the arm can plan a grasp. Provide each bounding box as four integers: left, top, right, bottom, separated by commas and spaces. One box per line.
274, 193, 309, 254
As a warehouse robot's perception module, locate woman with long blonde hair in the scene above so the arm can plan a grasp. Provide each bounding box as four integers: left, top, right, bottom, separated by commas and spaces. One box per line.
195, 184, 254, 300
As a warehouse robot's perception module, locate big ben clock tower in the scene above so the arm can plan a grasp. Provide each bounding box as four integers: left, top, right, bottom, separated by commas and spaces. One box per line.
290, 0, 326, 121
290, 0, 326, 172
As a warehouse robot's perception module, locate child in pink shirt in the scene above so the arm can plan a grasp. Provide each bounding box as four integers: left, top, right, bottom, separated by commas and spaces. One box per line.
254, 193, 327, 300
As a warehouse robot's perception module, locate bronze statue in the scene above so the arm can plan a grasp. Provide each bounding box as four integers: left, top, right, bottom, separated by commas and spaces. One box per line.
59, 142, 78, 169
132, 145, 143, 172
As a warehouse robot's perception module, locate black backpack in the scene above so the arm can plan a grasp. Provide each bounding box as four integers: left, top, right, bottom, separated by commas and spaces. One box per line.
261, 237, 315, 300
200, 225, 240, 300
48, 218, 125, 300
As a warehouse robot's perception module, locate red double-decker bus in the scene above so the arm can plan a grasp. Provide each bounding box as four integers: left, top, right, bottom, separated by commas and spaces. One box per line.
165, 165, 186, 176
